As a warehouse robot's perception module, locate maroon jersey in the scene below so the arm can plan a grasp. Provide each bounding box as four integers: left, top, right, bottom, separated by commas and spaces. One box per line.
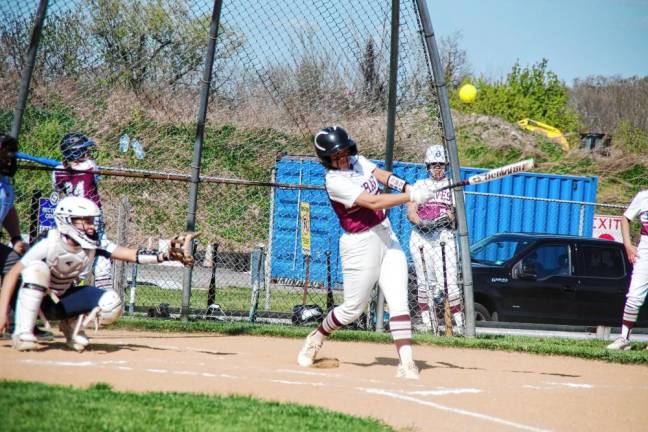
325, 155, 386, 233
52, 160, 102, 207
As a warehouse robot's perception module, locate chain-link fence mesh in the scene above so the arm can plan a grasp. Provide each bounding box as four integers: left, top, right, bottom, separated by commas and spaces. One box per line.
1, 1, 634, 335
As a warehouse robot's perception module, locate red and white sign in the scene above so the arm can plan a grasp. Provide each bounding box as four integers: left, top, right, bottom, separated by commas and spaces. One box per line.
593, 214, 623, 242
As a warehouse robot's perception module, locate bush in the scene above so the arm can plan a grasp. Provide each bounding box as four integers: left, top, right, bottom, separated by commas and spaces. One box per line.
615, 120, 648, 156
452, 59, 582, 133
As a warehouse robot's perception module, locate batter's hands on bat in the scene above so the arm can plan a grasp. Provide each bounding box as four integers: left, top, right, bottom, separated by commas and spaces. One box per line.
167, 232, 200, 266
408, 184, 434, 204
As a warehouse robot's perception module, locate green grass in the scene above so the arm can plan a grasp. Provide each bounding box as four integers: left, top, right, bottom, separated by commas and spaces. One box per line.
127, 284, 344, 314
0, 381, 393, 432
112, 318, 648, 365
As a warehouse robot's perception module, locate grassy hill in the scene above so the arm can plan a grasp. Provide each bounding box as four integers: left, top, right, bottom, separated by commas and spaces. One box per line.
3, 98, 646, 248
6, 108, 646, 203
451, 111, 647, 205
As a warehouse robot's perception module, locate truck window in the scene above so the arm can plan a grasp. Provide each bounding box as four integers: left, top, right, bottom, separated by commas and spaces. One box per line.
471, 237, 533, 265
579, 245, 624, 278
522, 244, 570, 278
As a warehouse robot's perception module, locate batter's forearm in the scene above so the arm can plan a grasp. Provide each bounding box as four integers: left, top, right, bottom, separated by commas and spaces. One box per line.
355, 191, 410, 210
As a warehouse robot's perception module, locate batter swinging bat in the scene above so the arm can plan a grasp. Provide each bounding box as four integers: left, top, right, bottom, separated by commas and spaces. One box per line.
431, 159, 535, 192
440, 241, 453, 337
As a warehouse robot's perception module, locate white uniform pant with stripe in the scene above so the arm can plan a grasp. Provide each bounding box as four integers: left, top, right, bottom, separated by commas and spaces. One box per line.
623, 240, 648, 324
334, 220, 409, 325
409, 228, 462, 311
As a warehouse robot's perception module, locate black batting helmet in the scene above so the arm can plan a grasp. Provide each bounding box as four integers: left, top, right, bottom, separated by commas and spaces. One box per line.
60, 132, 95, 162
313, 126, 357, 169
0, 133, 18, 177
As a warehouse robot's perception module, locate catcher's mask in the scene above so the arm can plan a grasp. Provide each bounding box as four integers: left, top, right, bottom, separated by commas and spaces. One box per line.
291, 304, 323, 325
424, 144, 447, 179
314, 126, 358, 170
54, 196, 101, 249
0, 134, 18, 177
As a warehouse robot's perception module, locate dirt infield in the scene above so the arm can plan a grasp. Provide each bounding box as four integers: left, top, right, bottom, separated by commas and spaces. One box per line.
1, 329, 647, 431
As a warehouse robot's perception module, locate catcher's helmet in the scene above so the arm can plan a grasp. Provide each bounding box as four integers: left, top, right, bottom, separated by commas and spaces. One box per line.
313, 126, 357, 169
0, 133, 18, 177
424, 144, 446, 165
54, 196, 101, 249
60, 132, 95, 162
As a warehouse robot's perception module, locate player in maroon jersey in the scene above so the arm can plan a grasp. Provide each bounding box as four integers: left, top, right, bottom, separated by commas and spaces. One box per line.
52, 133, 111, 289
296, 126, 434, 379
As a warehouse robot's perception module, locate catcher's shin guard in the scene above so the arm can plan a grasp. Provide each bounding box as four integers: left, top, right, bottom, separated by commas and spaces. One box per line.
13, 286, 46, 351
97, 290, 122, 326
13, 262, 50, 351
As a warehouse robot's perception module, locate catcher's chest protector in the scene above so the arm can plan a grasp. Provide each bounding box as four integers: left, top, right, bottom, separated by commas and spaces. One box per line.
45, 229, 95, 293
417, 178, 453, 221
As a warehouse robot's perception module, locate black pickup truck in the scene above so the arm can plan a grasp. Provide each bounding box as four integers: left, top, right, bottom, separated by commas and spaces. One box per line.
470, 232, 647, 326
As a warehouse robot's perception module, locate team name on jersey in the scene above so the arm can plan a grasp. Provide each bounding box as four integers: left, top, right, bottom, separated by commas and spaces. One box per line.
361, 176, 379, 195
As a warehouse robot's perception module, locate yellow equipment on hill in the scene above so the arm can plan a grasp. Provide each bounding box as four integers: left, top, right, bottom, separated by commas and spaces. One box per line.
517, 118, 569, 151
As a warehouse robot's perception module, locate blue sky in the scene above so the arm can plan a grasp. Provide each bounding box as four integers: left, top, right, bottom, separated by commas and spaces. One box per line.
430, 0, 648, 84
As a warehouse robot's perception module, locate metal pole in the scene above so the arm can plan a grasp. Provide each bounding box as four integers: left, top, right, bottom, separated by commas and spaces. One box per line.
375, 0, 401, 333
414, 0, 476, 337
181, 0, 224, 321
11, 0, 49, 139
28, 189, 42, 243
265, 168, 276, 311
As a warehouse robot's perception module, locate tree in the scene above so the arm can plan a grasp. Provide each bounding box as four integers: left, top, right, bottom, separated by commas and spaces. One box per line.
88, 0, 242, 90
359, 38, 386, 111
439, 31, 471, 89
0, 0, 243, 91
570, 75, 648, 133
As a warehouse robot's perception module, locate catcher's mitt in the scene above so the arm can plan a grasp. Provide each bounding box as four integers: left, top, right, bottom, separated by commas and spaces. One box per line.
167, 232, 200, 266
418, 213, 452, 231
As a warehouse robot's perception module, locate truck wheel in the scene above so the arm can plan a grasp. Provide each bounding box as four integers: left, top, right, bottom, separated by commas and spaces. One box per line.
474, 303, 492, 321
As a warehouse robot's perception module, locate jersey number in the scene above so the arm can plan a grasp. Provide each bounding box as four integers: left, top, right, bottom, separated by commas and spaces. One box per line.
64, 181, 85, 198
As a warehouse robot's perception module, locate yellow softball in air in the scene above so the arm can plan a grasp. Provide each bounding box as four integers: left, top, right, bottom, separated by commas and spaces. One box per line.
459, 83, 477, 103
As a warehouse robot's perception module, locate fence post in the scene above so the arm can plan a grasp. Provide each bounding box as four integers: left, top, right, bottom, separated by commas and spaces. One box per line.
128, 264, 138, 316
29, 189, 42, 243
375, 0, 401, 334
181, 0, 224, 321
207, 242, 219, 306
265, 168, 276, 311
114, 196, 130, 303
10, 0, 49, 139
414, 0, 475, 337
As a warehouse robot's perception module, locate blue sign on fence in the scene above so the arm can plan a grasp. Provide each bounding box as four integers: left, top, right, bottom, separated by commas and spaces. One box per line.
38, 193, 59, 233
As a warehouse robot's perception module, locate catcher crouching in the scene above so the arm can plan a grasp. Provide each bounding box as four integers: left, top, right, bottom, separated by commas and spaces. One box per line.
0, 196, 198, 352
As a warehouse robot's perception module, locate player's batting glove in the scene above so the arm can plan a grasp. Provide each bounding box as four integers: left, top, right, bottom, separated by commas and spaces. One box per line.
167, 232, 200, 266
408, 184, 434, 204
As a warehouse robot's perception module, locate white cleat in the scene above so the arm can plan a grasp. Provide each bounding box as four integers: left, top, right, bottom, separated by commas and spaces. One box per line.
396, 360, 420, 380
12, 333, 39, 351
606, 336, 631, 351
297, 330, 323, 367
59, 318, 89, 352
